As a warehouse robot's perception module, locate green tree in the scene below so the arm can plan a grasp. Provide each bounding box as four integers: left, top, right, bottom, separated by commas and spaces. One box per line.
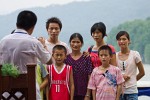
144, 44, 150, 64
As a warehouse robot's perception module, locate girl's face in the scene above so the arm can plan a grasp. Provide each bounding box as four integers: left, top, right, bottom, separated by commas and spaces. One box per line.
117, 35, 130, 49
92, 29, 103, 42
70, 37, 82, 51
99, 50, 111, 65
47, 23, 60, 39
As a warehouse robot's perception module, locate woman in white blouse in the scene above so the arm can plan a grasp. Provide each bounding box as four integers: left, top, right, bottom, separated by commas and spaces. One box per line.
116, 31, 145, 100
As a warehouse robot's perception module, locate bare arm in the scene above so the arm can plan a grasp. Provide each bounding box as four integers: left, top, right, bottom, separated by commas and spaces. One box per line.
69, 69, 74, 100
84, 75, 91, 100
46, 76, 50, 100
46, 86, 49, 100
92, 90, 96, 100
40, 75, 49, 91
110, 54, 117, 66
46, 68, 50, 100
116, 84, 122, 100
136, 61, 145, 81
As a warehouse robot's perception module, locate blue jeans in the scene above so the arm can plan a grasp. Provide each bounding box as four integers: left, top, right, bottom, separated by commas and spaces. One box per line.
120, 93, 138, 100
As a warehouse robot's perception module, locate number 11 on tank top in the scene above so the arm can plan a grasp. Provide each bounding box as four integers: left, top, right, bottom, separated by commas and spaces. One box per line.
56, 85, 60, 92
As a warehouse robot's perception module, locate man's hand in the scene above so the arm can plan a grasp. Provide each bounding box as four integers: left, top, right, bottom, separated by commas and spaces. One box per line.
38, 37, 46, 46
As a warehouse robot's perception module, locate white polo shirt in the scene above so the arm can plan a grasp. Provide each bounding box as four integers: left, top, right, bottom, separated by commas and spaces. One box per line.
0, 29, 51, 73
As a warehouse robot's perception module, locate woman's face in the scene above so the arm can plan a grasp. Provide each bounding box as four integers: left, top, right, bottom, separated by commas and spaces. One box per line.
92, 29, 103, 42
117, 35, 130, 49
70, 37, 82, 51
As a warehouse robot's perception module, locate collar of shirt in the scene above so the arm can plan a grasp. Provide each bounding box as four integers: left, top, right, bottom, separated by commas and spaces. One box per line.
14, 29, 28, 34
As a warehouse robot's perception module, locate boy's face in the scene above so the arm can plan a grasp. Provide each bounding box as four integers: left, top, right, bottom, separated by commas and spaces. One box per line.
99, 50, 111, 64
47, 23, 60, 39
52, 49, 66, 65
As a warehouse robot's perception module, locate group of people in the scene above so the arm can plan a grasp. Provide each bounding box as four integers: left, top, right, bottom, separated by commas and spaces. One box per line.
0, 10, 145, 100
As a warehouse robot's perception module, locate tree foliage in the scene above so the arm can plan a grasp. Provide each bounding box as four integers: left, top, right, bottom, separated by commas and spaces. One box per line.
144, 44, 150, 64
107, 17, 150, 63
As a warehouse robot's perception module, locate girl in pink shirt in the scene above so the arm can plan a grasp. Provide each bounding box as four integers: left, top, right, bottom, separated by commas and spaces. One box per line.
88, 45, 124, 100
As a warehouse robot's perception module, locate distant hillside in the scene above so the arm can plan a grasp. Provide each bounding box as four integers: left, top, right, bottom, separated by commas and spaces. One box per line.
0, 0, 150, 50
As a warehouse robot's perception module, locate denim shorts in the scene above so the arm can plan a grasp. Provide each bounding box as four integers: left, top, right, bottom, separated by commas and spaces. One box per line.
120, 93, 138, 100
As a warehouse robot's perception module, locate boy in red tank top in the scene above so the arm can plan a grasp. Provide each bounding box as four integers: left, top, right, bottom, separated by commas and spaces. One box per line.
47, 45, 74, 100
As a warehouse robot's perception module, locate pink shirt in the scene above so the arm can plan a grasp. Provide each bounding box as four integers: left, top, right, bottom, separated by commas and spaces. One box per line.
88, 65, 124, 100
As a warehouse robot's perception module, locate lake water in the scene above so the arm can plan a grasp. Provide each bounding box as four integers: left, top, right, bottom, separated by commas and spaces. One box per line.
138, 64, 150, 100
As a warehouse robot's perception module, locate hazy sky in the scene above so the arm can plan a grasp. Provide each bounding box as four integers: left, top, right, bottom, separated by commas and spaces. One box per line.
0, 0, 89, 15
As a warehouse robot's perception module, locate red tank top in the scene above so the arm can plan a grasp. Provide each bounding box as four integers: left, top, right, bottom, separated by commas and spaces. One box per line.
48, 64, 71, 100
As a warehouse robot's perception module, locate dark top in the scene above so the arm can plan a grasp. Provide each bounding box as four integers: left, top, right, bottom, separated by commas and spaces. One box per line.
65, 54, 93, 96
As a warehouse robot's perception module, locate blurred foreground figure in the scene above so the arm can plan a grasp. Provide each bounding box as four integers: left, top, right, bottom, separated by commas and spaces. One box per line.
0, 10, 52, 99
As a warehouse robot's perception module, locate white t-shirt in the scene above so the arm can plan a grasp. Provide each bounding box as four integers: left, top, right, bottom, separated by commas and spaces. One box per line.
45, 39, 71, 54
116, 50, 142, 94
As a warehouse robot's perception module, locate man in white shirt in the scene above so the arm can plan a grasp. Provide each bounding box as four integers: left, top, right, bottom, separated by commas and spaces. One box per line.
45, 17, 71, 54
0, 10, 52, 99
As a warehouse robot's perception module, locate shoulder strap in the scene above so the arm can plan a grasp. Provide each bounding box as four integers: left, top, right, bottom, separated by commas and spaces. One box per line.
66, 65, 71, 93
48, 65, 53, 87
88, 45, 94, 53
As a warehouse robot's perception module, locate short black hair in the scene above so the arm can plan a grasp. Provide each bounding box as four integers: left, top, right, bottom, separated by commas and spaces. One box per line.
116, 31, 130, 41
16, 10, 37, 30
90, 22, 107, 38
52, 45, 67, 54
46, 17, 62, 30
98, 45, 112, 56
